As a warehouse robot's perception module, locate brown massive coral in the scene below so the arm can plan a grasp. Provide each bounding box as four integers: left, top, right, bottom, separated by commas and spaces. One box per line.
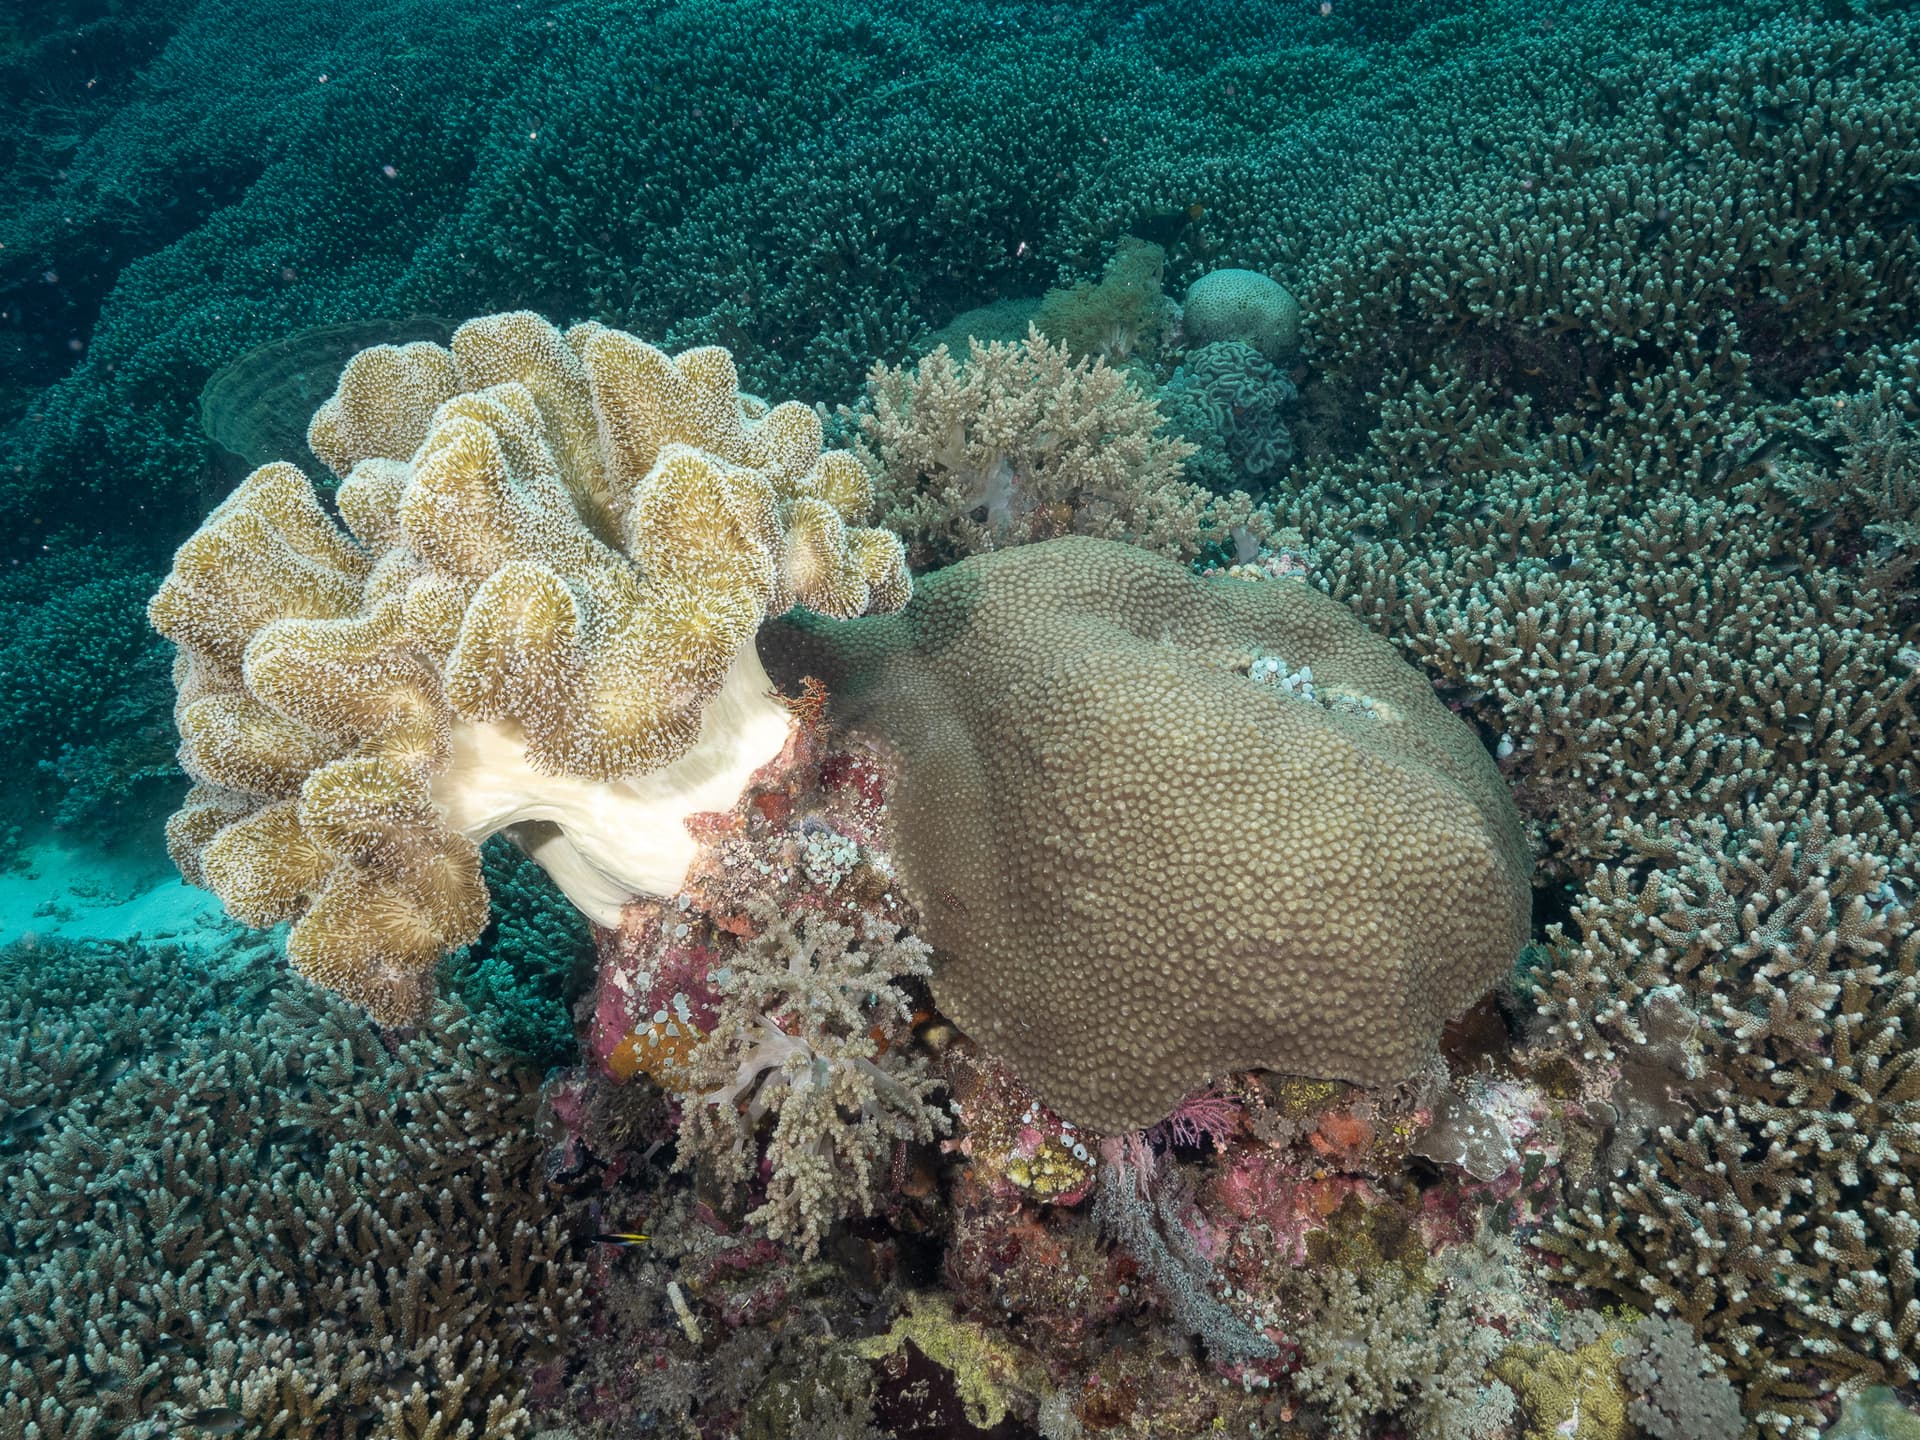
150, 311, 912, 1025
772, 536, 1531, 1133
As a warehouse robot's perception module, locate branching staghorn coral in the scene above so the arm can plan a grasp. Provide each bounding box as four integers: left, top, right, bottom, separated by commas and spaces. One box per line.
1274, 19, 1920, 889
442, 835, 598, 1070
1319, 458, 1919, 885
1534, 805, 1920, 1436
0, 546, 179, 841
148, 312, 912, 1025
0, 930, 592, 1439
854, 328, 1262, 569
1781, 386, 1920, 594
672, 900, 948, 1259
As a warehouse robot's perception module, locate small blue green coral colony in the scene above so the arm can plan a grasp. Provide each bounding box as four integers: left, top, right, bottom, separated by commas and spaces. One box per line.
1, 1, 1917, 1438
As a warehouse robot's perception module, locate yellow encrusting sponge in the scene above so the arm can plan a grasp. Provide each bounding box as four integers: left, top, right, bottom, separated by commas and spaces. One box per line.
153, 312, 913, 1023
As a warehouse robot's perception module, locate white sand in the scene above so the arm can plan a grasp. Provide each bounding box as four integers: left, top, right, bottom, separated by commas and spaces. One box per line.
0, 838, 229, 949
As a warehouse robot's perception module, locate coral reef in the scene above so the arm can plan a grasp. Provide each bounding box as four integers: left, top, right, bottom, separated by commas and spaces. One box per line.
1829, 1389, 1920, 1440
1533, 807, 1919, 1434
0, 546, 178, 841
672, 900, 949, 1259
1284, 17, 1920, 894
442, 835, 597, 1070
1290, 1263, 1514, 1440
854, 328, 1253, 568
7, 2, 1920, 1434
1034, 238, 1175, 370
1180, 268, 1301, 360
1780, 385, 1920, 594
0, 929, 597, 1437
1160, 340, 1299, 495
1616, 1314, 1747, 1440
148, 311, 911, 1024
774, 536, 1532, 1132
1091, 1148, 1278, 1364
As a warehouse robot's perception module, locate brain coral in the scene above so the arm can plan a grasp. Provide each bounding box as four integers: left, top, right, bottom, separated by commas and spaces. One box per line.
772, 537, 1530, 1132
1181, 269, 1301, 360
149, 311, 911, 1024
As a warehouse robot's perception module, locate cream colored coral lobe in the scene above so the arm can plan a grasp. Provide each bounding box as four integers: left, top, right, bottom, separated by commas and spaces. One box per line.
150, 311, 912, 1023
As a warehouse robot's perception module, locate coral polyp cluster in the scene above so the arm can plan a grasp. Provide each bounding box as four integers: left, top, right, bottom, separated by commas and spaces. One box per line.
780, 538, 1534, 1133
150, 312, 912, 1023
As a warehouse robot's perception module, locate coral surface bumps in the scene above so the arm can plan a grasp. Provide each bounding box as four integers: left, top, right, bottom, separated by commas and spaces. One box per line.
150, 311, 912, 1024
779, 537, 1531, 1132
1181, 268, 1301, 360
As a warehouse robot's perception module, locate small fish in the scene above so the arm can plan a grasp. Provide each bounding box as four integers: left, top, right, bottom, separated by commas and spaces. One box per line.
5, 1106, 51, 1136
1784, 714, 1815, 735
183, 1409, 246, 1436
589, 1231, 650, 1247
1347, 524, 1381, 543
1547, 552, 1575, 571
1466, 500, 1497, 520
1764, 555, 1803, 576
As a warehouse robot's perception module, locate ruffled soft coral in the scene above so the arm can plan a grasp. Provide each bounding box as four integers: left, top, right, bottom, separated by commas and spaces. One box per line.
149, 312, 913, 1023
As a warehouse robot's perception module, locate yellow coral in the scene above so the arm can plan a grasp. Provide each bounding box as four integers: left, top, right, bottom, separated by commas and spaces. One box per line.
1495, 1331, 1633, 1440
306, 341, 459, 478
153, 311, 913, 1022
852, 1292, 1042, 1430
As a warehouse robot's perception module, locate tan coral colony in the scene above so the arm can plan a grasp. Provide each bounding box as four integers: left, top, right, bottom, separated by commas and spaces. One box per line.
150, 311, 911, 1023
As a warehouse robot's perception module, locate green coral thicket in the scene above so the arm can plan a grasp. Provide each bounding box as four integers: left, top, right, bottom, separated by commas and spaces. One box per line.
0, 930, 598, 1436
442, 836, 597, 1071
0, 547, 178, 845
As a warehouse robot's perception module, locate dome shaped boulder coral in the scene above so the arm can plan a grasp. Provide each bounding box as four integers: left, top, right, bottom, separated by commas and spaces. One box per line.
772, 537, 1531, 1133
150, 311, 912, 1025
1181, 268, 1301, 360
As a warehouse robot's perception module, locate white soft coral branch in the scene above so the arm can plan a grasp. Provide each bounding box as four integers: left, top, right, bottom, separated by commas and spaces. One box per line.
674, 903, 949, 1257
